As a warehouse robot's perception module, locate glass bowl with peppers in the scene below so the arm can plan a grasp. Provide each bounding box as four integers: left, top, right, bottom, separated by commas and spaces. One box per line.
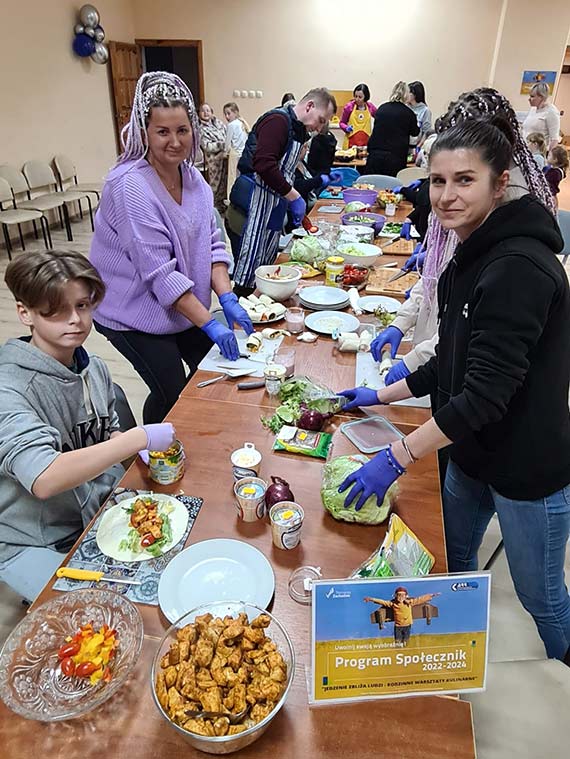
0, 588, 144, 721
340, 264, 369, 289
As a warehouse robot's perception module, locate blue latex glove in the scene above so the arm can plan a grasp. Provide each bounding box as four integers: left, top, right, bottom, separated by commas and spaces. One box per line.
407, 179, 422, 190
219, 292, 254, 335
345, 125, 354, 134
402, 243, 426, 273
392, 185, 403, 194
201, 318, 239, 361
400, 221, 412, 240
338, 446, 406, 510
289, 195, 307, 227
385, 359, 411, 386
338, 386, 380, 411
370, 326, 403, 361
404, 287, 412, 300
320, 174, 331, 187
329, 170, 343, 184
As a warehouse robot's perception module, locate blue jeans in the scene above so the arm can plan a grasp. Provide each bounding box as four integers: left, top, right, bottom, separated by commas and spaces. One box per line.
0, 547, 65, 601
443, 460, 570, 660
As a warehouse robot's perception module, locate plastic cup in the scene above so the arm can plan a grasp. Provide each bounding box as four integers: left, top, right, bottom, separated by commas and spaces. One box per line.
274, 348, 295, 378
385, 203, 396, 217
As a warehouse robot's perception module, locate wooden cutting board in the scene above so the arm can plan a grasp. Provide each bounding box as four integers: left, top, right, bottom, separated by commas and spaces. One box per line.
365, 267, 420, 295
378, 237, 415, 255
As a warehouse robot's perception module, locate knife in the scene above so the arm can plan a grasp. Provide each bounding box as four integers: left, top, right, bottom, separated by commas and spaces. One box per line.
56, 567, 141, 585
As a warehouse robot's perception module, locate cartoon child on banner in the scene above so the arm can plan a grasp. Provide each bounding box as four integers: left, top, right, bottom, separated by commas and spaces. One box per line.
364, 587, 441, 647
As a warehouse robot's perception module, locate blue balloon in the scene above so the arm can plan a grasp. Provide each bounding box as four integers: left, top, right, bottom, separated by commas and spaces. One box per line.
73, 33, 96, 58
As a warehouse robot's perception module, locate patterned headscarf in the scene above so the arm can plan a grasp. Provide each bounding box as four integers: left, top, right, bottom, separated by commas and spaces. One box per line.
118, 71, 200, 164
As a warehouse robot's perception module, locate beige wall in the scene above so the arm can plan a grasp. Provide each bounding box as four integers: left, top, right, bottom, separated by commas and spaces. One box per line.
0, 0, 135, 183
133, 0, 503, 127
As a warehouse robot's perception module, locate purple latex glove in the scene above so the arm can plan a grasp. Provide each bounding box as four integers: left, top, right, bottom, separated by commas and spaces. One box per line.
329, 170, 343, 184
345, 125, 354, 134
141, 423, 176, 453
370, 326, 403, 361
402, 243, 426, 273
201, 318, 239, 361
338, 386, 380, 411
338, 446, 406, 510
219, 292, 254, 335
289, 195, 307, 227
385, 359, 411, 386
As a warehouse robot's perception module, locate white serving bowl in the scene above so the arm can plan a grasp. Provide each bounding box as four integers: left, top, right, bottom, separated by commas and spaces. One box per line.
337, 242, 382, 267
255, 265, 301, 302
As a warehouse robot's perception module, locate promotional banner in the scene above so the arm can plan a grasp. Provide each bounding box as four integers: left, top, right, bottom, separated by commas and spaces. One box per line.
311, 574, 490, 703
520, 70, 556, 95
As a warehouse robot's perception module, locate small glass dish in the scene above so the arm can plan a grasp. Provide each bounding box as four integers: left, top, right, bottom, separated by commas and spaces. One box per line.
340, 416, 404, 454
0, 588, 144, 721
288, 566, 323, 605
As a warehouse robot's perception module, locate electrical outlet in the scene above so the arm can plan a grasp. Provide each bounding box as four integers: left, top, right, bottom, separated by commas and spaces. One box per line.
249, 90, 256, 99
241, 90, 248, 98
256, 90, 263, 98
233, 89, 240, 98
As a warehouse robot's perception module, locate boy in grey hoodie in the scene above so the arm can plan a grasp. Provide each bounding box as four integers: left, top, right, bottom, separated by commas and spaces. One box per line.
0, 251, 177, 600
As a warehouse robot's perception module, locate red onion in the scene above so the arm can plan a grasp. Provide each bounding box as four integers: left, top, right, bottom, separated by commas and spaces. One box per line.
298, 408, 326, 431
265, 476, 294, 509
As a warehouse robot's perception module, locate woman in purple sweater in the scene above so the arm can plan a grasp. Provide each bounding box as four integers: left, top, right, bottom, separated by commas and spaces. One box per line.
90, 72, 253, 423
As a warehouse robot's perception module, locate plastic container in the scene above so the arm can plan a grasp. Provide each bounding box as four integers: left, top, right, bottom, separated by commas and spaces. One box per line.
340, 416, 404, 454
288, 565, 323, 605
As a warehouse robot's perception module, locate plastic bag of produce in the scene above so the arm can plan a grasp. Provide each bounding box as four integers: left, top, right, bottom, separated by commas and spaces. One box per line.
290, 236, 330, 268
321, 454, 397, 524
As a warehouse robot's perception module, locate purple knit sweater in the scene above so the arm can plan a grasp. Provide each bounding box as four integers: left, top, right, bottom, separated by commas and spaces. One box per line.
89, 158, 232, 334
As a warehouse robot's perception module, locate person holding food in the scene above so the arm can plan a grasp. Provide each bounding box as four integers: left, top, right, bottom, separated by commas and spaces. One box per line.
363, 82, 419, 176
339, 84, 377, 149
0, 250, 177, 601
90, 72, 252, 424
229, 88, 337, 295
339, 117, 570, 665
371, 87, 556, 386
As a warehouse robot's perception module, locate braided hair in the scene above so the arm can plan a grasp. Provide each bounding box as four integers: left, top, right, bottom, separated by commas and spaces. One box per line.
421, 86, 556, 308
118, 71, 200, 165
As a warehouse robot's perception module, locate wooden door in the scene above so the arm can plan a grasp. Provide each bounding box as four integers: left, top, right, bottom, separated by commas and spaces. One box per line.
108, 41, 143, 153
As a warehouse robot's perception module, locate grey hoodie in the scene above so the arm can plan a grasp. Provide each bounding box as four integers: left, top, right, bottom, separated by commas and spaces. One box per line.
0, 338, 123, 562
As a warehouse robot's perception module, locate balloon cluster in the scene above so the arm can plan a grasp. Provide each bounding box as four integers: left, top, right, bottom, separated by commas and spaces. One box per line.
72, 4, 108, 64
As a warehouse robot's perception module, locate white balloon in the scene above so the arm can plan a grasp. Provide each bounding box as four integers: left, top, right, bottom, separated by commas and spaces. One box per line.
90, 41, 109, 65
79, 4, 100, 28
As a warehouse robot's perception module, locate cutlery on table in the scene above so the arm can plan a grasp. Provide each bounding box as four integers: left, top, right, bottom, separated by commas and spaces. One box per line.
197, 374, 231, 388
56, 567, 141, 585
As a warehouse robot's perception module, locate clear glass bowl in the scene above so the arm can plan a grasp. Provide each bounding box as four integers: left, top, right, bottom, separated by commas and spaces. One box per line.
0, 588, 144, 721
150, 600, 295, 755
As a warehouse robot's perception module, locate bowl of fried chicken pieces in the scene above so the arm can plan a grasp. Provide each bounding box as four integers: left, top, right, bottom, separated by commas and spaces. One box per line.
151, 601, 295, 754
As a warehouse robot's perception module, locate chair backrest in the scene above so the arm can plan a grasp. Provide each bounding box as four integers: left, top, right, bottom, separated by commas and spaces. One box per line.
332, 167, 360, 187
357, 174, 403, 190
0, 176, 14, 205
22, 160, 57, 192
53, 154, 76, 185
558, 209, 570, 255
0, 164, 29, 195
396, 166, 428, 184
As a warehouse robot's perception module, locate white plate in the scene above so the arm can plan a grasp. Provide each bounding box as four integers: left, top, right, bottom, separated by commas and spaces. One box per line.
292, 227, 323, 238
358, 295, 401, 313
304, 310, 360, 335
299, 300, 349, 312
96, 494, 189, 563
158, 539, 275, 624
298, 286, 350, 309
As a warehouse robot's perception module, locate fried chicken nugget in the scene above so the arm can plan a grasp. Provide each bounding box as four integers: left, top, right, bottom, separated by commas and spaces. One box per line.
243, 626, 265, 644
251, 701, 276, 724
196, 667, 217, 690
194, 613, 213, 634
155, 670, 168, 711
183, 718, 210, 736
251, 613, 271, 629
213, 717, 230, 736
176, 622, 197, 644
231, 683, 247, 712
179, 639, 191, 662
160, 652, 170, 669
228, 725, 247, 736
223, 621, 244, 642
168, 641, 181, 666
199, 686, 223, 713
269, 666, 287, 683
227, 646, 242, 672
176, 659, 195, 692
167, 686, 186, 714
240, 637, 255, 652
194, 636, 215, 668
267, 651, 285, 669
164, 665, 178, 688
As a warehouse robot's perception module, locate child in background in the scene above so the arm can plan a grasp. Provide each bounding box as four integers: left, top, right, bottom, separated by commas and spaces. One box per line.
223, 102, 250, 198
545, 145, 569, 202
0, 250, 175, 600
526, 132, 547, 169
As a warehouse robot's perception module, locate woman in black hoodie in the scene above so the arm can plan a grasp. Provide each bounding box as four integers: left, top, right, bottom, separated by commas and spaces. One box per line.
338, 119, 570, 663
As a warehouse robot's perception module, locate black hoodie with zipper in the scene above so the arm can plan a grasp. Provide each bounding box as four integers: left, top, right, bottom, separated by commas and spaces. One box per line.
407, 195, 570, 500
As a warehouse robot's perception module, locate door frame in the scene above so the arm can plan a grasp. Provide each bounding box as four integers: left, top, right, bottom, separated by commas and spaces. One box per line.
135, 38, 205, 106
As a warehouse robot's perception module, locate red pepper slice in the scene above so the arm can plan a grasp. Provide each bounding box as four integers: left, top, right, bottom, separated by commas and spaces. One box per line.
141, 533, 156, 547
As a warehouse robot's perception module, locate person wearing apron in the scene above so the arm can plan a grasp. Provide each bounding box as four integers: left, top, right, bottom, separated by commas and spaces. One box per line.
340, 84, 377, 149
230, 89, 337, 295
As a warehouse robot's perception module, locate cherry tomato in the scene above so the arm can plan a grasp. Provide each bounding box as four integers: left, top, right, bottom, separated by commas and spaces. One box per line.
141, 533, 156, 547
75, 661, 98, 678
61, 657, 76, 677
57, 641, 80, 660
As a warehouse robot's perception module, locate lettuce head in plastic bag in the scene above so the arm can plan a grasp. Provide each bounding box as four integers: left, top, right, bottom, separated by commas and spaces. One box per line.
321, 454, 397, 524
290, 236, 330, 269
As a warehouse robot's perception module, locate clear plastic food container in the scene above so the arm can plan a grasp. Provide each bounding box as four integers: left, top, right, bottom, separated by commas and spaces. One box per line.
340, 416, 404, 454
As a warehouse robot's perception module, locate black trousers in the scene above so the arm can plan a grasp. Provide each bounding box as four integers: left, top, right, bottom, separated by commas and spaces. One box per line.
95, 322, 212, 424
362, 150, 406, 177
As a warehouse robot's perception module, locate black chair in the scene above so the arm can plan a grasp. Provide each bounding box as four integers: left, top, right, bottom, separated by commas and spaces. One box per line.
113, 383, 136, 431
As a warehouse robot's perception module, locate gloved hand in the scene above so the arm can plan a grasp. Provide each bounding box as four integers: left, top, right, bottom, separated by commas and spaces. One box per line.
385, 359, 411, 386
339, 446, 406, 510
289, 195, 307, 227
320, 174, 331, 187
404, 287, 412, 300
219, 292, 254, 335
370, 326, 403, 361
345, 125, 354, 134
140, 423, 176, 454
407, 179, 422, 190
400, 221, 412, 240
338, 386, 380, 411
392, 185, 403, 194
402, 243, 426, 273
201, 318, 239, 361
329, 170, 343, 184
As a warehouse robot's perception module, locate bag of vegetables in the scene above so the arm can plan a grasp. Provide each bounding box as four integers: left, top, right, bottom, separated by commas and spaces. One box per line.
290, 237, 330, 271
321, 455, 397, 524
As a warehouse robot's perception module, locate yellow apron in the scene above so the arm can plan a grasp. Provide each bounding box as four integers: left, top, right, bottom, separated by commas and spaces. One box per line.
343, 105, 373, 149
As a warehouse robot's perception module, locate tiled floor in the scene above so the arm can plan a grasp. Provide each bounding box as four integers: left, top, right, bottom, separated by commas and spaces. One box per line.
1, 196, 570, 755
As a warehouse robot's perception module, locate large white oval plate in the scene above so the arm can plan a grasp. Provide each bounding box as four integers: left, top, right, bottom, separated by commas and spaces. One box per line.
304, 310, 360, 335
157, 539, 275, 624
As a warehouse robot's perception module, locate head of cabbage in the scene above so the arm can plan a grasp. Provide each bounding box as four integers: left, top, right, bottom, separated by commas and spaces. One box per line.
321, 455, 397, 524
